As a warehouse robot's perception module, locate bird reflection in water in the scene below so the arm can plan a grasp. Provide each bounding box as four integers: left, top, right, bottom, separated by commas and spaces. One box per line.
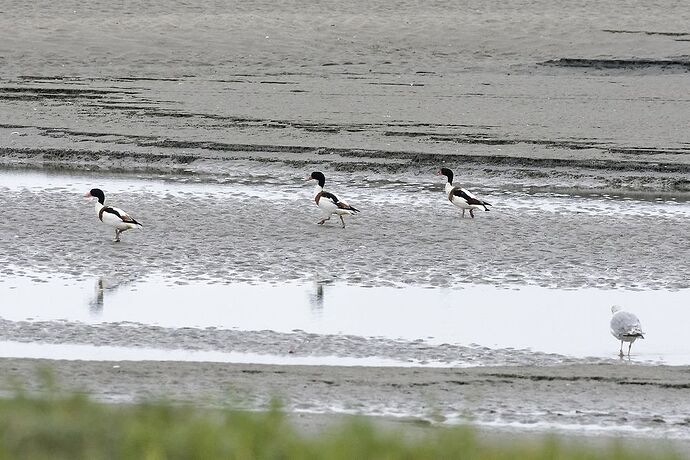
89, 277, 105, 314
88, 275, 135, 315
309, 278, 334, 316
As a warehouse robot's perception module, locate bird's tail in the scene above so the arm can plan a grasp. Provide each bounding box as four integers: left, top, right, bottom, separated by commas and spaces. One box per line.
624, 328, 644, 339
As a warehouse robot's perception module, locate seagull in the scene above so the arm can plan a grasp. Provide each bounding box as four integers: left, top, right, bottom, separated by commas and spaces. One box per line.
85, 188, 142, 242
306, 171, 360, 228
437, 168, 491, 218
610, 305, 645, 357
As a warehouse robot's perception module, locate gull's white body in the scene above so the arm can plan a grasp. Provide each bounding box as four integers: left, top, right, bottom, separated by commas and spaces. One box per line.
610, 305, 644, 357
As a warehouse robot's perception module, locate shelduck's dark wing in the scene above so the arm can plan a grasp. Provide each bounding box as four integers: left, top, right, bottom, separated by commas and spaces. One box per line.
316, 190, 360, 213
100, 206, 142, 225
337, 201, 360, 213
450, 187, 491, 207
319, 191, 340, 205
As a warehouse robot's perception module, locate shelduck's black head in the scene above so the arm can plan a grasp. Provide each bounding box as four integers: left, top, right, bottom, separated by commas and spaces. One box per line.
86, 188, 106, 204
437, 168, 454, 184
308, 171, 326, 188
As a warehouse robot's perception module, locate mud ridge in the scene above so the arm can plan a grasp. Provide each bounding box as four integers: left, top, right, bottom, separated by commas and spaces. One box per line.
0, 318, 586, 367
2, 143, 690, 181
17, 124, 689, 174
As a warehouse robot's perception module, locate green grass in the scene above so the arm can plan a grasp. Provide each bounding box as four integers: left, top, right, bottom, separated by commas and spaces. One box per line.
0, 392, 682, 460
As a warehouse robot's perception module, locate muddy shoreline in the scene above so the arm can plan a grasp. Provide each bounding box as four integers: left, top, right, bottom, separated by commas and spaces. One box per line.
2, 357, 689, 446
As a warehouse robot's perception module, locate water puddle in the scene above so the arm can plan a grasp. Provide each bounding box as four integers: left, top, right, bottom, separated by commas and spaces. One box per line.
1, 274, 688, 365
0, 341, 416, 367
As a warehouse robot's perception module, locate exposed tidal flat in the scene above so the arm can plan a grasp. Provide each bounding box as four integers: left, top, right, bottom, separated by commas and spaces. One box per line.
1, 0, 689, 453
0, 383, 687, 460
2, 156, 689, 447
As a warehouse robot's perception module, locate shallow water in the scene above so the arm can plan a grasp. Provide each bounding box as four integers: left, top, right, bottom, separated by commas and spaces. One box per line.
1, 274, 688, 365
0, 341, 416, 368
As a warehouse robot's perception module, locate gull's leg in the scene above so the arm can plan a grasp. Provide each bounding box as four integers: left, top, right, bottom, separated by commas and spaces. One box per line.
339, 215, 346, 228
619, 340, 624, 357
470, 209, 475, 218
628, 342, 633, 356
318, 216, 331, 225
114, 229, 121, 242
461, 209, 465, 218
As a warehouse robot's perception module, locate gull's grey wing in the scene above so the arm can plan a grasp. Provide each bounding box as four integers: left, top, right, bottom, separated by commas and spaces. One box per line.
610, 311, 643, 338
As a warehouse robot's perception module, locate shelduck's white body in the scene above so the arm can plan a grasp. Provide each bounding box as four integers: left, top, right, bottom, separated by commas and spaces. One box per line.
437, 168, 491, 218
444, 182, 482, 211
307, 172, 360, 228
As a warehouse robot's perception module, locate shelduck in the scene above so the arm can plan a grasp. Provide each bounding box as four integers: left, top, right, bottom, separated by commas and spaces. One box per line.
437, 168, 491, 218
306, 171, 360, 228
85, 188, 142, 242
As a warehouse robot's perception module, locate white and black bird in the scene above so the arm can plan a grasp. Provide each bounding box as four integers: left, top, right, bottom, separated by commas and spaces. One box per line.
610, 305, 645, 357
85, 188, 142, 242
306, 171, 360, 228
437, 168, 491, 218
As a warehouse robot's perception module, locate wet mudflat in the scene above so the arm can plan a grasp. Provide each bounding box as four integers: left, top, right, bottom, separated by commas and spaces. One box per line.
0, 166, 689, 442
1, 167, 688, 291
0, 162, 684, 440
3, 358, 690, 444
1, 0, 689, 445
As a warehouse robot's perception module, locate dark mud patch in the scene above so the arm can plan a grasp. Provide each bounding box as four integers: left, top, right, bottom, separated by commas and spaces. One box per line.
14, 75, 181, 83
540, 58, 690, 73
602, 30, 690, 37
259, 80, 298, 85
0, 88, 117, 102
483, 372, 690, 389
368, 82, 425, 87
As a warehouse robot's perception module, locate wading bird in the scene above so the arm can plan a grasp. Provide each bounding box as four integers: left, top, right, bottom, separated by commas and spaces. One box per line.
306, 171, 360, 228
85, 188, 142, 242
437, 168, 491, 218
610, 305, 645, 357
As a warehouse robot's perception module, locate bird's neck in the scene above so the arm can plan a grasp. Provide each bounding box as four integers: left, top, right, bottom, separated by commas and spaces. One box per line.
313, 184, 323, 199
94, 200, 105, 213
444, 182, 454, 194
